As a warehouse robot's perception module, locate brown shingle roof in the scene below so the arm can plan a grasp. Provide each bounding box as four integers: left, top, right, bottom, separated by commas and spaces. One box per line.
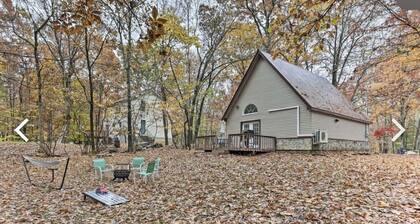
222, 50, 370, 124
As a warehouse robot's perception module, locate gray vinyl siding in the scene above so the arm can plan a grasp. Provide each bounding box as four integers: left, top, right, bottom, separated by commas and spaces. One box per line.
265, 109, 297, 138
225, 58, 312, 138
311, 112, 367, 141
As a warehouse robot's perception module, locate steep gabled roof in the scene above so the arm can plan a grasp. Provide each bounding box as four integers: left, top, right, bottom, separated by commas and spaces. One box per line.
222, 50, 370, 124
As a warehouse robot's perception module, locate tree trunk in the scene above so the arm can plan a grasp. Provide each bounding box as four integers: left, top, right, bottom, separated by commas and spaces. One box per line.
414, 117, 420, 152
119, 16, 134, 152
193, 94, 207, 140
126, 46, 133, 152
18, 74, 27, 134
160, 85, 169, 146
61, 35, 76, 142
34, 31, 45, 149
166, 113, 178, 148
84, 28, 95, 152
96, 80, 104, 149
186, 87, 200, 149
162, 110, 169, 146
187, 113, 194, 149
62, 75, 72, 142
399, 99, 408, 148
47, 110, 53, 143
53, 32, 74, 143
183, 120, 188, 148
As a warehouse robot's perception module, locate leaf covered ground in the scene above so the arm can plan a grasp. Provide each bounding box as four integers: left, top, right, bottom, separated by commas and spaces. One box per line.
0, 142, 420, 223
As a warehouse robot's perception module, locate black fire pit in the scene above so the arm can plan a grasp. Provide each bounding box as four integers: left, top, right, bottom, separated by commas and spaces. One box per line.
113, 163, 131, 181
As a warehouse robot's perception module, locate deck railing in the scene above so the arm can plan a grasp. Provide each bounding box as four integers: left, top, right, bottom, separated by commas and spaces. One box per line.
195, 134, 277, 152
228, 133, 277, 151
195, 135, 228, 151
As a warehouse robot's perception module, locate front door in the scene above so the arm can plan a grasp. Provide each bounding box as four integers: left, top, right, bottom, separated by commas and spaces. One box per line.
241, 121, 260, 148
241, 121, 260, 135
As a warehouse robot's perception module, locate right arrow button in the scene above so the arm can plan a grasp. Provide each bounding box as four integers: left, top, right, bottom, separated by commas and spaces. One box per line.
391, 118, 406, 142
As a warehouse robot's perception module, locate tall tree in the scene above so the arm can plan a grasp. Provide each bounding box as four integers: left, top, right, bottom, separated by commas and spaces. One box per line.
53, 0, 105, 151
235, 0, 339, 66
44, 0, 81, 141
318, 0, 387, 87
7, 0, 53, 152
103, 1, 166, 152
369, 42, 419, 148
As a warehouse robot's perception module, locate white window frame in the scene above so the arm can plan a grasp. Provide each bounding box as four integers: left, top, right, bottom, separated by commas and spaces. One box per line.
242, 112, 257, 116
243, 104, 258, 116
268, 106, 312, 137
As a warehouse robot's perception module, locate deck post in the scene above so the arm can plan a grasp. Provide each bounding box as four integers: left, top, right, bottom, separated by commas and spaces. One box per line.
274, 138, 277, 150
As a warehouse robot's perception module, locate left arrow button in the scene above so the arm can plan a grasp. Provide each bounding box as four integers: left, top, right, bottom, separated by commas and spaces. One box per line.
14, 119, 29, 142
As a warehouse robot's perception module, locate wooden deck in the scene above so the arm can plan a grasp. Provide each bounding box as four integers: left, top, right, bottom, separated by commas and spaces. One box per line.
195, 134, 277, 152
195, 135, 228, 151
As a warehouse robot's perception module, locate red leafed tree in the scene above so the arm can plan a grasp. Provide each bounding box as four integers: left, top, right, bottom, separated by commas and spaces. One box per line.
373, 126, 396, 139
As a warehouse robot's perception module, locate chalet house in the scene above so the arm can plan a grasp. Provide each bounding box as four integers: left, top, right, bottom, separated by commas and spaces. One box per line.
221, 50, 370, 151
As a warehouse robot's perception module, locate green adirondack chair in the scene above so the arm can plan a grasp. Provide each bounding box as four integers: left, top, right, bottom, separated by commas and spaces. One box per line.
131, 157, 144, 172
153, 157, 161, 178
93, 159, 113, 181
136, 160, 156, 183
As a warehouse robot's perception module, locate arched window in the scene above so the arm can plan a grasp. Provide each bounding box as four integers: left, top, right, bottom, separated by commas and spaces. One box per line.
244, 104, 258, 114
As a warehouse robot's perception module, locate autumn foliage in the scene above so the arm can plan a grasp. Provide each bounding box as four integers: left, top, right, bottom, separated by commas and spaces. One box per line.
373, 126, 397, 139
0, 0, 419, 152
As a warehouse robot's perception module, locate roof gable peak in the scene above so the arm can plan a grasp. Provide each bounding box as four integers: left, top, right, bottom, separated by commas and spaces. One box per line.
222, 50, 369, 124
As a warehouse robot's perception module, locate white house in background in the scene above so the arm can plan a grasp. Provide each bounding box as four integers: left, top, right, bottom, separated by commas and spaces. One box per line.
221, 50, 370, 151
106, 95, 172, 145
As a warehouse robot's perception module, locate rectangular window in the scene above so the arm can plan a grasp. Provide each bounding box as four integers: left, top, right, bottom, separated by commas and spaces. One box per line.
140, 119, 146, 135
140, 100, 146, 112
243, 123, 249, 131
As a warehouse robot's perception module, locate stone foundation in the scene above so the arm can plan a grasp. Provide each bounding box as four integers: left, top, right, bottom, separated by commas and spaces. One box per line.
314, 138, 369, 151
276, 137, 369, 151
277, 138, 312, 150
